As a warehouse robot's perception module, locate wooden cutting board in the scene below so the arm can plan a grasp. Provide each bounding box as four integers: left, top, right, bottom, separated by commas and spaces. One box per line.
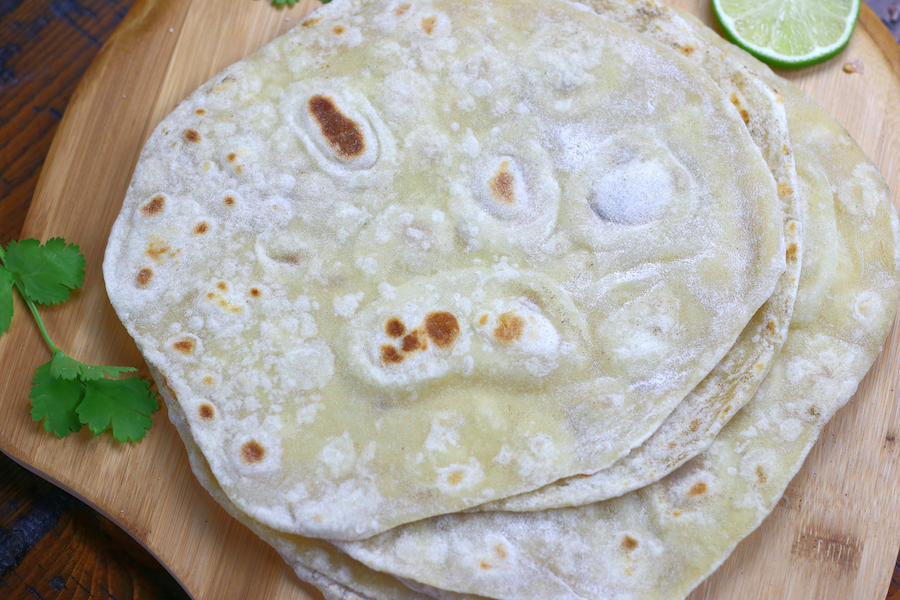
1, 1, 899, 598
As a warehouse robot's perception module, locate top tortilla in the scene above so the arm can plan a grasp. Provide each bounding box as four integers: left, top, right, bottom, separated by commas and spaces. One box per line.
104, 0, 785, 540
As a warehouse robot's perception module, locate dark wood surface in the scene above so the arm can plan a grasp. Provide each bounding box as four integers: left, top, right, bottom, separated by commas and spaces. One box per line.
1, 1, 900, 599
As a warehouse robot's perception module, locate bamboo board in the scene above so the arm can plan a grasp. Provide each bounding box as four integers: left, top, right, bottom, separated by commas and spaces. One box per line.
1, 1, 899, 598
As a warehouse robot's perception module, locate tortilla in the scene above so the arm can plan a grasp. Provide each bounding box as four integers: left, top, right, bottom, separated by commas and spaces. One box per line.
104, 0, 785, 541
114, 1, 899, 598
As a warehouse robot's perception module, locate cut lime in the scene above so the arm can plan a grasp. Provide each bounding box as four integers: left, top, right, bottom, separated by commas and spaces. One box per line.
711, 0, 861, 69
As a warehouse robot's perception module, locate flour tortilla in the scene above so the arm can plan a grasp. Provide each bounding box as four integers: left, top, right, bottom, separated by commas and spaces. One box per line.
104, 0, 785, 540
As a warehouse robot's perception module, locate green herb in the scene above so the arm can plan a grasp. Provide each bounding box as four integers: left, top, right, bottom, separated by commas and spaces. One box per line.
0, 238, 157, 442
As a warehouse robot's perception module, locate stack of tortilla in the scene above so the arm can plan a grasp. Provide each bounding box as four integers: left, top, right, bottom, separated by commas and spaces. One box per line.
103, 0, 900, 598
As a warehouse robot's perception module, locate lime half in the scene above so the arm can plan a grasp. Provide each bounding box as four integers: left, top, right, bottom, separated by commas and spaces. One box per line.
711, 0, 861, 69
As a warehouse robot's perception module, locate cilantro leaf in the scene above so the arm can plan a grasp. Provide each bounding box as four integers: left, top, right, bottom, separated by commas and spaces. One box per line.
30, 361, 85, 437
0, 266, 13, 334
49, 350, 137, 381
3, 238, 85, 305
49, 350, 83, 380
77, 377, 158, 442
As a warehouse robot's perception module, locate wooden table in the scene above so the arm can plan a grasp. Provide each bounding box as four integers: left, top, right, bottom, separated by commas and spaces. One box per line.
2, 1, 900, 599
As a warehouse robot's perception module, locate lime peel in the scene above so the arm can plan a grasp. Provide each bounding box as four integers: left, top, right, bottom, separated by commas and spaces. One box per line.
711, 0, 861, 69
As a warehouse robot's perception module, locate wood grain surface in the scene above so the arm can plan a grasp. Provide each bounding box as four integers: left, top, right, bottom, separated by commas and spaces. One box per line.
2, 1, 900, 599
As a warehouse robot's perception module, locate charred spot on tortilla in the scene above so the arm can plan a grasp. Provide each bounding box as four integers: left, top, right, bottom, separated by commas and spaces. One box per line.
424, 311, 459, 348
489, 161, 517, 205
141, 195, 165, 217
381, 344, 404, 365
241, 440, 265, 464
136, 268, 153, 286
308, 95, 365, 159
173, 339, 196, 354
688, 482, 709, 497
184, 129, 201, 143
421, 16, 437, 34
385, 317, 406, 338
494, 311, 525, 344
198, 403, 215, 420
401, 329, 428, 353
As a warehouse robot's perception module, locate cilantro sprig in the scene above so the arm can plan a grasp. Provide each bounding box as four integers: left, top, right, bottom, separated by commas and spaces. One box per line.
0, 238, 157, 442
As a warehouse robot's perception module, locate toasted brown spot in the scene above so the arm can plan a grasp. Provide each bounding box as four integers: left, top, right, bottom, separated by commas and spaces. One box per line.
672, 510, 682, 517
217, 281, 228, 291
402, 329, 428, 353
235, 164, 243, 174
202, 162, 211, 172
141, 195, 165, 216
789, 221, 797, 232
381, 344, 404, 364
809, 406, 821, 417
756, 464, 767, 484
136, 268, 153, 286
424, 311, 459, 348
206, 292, 216, 300
739, 108, 750, 123
240, 440, 265, 464
395, 3, 410, 14
146, 239, 172, 262
184, 129, 201, 143
301, 16, 321, 27
679, 44, 695, 56
421, 15, 436, 34
173, 339, 195, 354
689, 419, 700, 432
688, 482, 708, 497
494, 311, 525, 344
227, 152, 237, 163
621, 535, 639, 552
755, 361, 766, 374
668, 441, 677, 449
479, 560, 492, 570
447, 471, 464, 485
385, 317, 406, 338
195, 108, 206, 115
783, 144, 790, 155
489, 161, 516, 205
223, 195, 236, 206
786, 242, 798, 262
478, 314, 489, 326
202, 376, 214, 385
250, 287, 261, 297
768, 320, 777, 334
308, 95, 365, 159
494, 544, 507, 559
775, 93, 783, 104
194, 221, 210, 235
778, 182, 794, 196
333, 25, 345, 34
198, 403, 215, 420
